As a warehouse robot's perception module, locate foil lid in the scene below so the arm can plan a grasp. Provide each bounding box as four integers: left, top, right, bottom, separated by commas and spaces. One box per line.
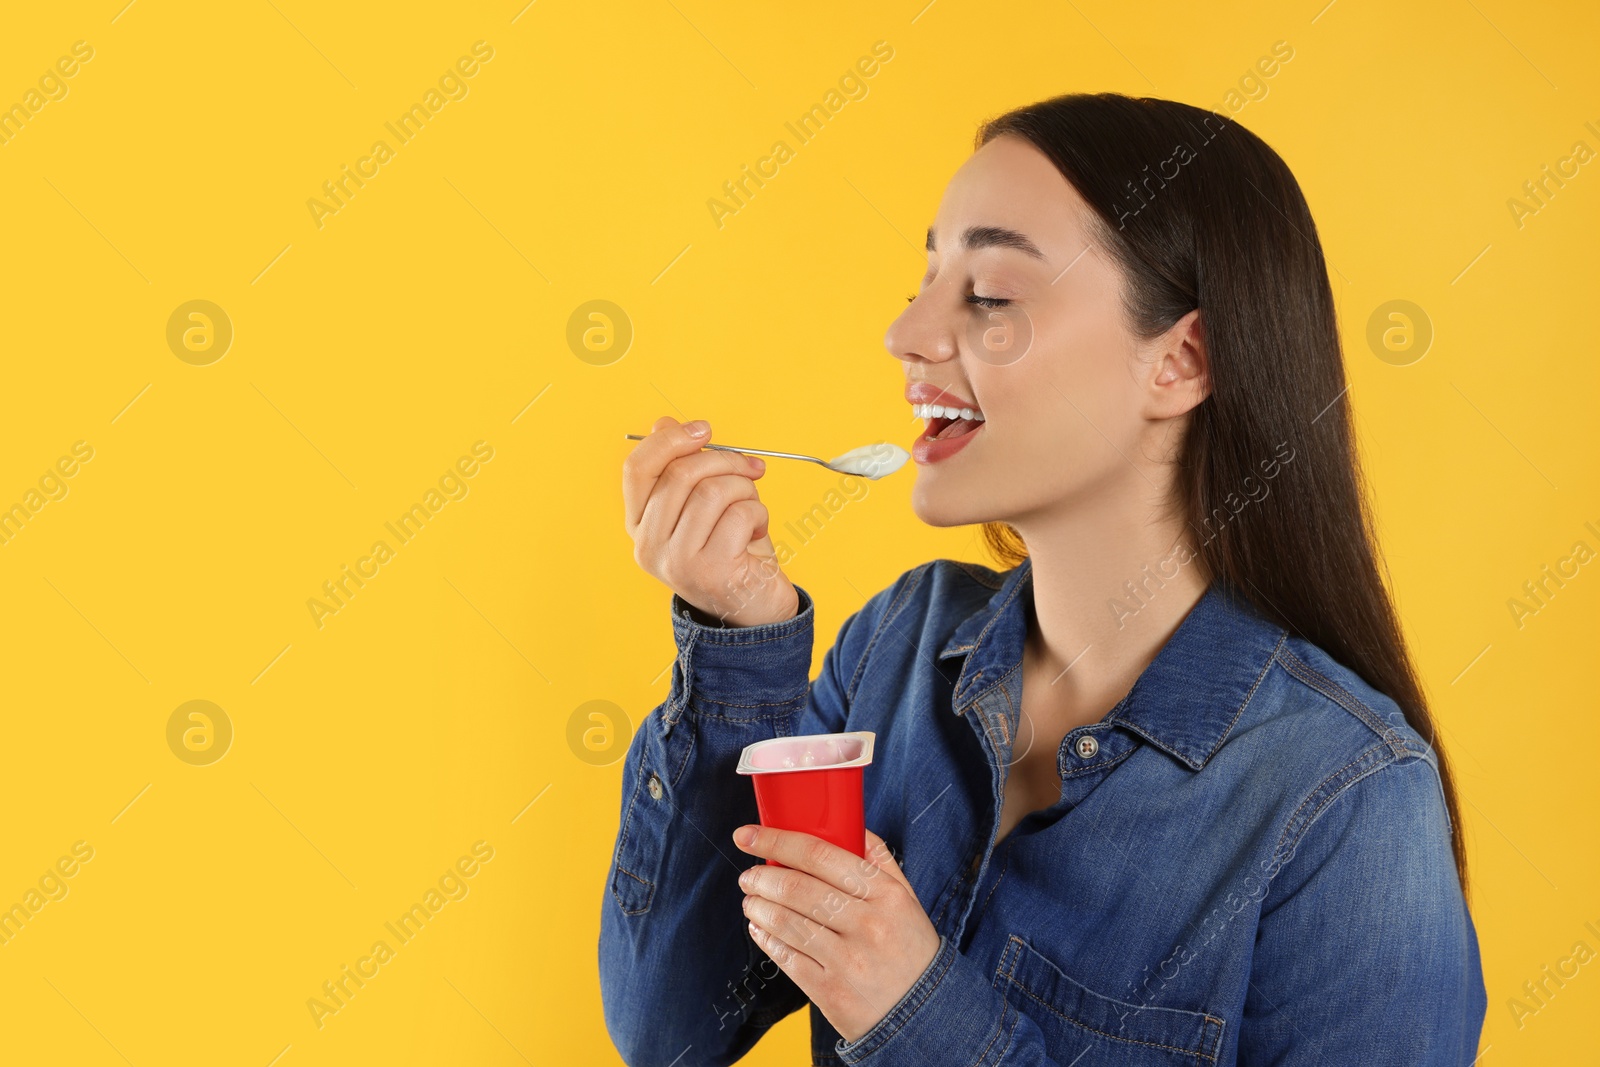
736, 731, 876, 774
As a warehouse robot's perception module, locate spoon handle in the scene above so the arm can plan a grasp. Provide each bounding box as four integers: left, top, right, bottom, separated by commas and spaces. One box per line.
623, 434, 832, 468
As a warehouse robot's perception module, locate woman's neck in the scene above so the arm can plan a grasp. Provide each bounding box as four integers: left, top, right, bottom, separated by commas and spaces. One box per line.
1010, 483, 1210, 725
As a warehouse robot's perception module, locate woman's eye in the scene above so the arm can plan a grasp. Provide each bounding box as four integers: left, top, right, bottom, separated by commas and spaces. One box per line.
905, 291, 1012, 308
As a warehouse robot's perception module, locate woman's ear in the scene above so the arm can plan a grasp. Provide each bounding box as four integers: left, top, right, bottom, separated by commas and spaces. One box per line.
1143, 308, 1210, 420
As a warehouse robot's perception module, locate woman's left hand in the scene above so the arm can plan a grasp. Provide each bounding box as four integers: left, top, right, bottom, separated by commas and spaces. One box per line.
733, 823, 941, 1044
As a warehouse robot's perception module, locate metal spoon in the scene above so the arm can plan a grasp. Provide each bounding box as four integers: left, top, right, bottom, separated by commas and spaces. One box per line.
622, 434, 909, 479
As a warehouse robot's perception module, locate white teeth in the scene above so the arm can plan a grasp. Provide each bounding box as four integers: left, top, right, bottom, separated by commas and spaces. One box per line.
912, 403, 984, 422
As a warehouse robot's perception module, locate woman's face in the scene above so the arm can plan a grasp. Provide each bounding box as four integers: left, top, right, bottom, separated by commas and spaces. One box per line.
885, 133, 1203, 530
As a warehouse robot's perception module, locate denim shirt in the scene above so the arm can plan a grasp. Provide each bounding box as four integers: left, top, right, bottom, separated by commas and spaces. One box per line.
599, 556, 1487, 1066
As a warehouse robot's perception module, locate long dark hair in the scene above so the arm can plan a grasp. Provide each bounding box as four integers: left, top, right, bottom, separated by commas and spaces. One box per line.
974, 93, 1469, 897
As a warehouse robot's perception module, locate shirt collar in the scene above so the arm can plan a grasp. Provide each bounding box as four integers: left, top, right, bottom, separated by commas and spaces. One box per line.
938, 555, 1288, 771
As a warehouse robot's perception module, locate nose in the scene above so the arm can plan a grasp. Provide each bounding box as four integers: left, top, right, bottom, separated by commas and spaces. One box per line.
885, 290, 959, 367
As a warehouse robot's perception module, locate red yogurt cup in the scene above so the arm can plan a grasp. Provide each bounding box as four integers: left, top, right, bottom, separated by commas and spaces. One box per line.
736, 731, 875, 867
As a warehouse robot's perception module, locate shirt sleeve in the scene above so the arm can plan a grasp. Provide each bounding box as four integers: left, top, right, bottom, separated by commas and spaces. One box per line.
1237, 749, 1488, 1065
599, 580, 877, 1067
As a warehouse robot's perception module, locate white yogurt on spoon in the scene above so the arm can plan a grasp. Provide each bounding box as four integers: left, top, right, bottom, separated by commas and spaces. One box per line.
828, 443, 911, 479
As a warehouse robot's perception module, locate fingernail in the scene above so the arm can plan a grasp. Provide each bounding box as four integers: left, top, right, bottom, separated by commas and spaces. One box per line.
685, 420, 710, 438
749, 456, 765, 472
734, 826, 756, 847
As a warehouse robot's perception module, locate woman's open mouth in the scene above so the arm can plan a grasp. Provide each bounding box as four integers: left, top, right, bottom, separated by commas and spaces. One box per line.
911, 402, 985, 464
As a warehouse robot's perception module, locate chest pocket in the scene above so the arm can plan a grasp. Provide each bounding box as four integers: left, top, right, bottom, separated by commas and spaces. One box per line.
993, 936, 1225, 1065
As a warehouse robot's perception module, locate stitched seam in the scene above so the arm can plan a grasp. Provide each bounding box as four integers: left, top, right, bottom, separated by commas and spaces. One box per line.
973, 993, 1019, 1067
1003, 981, 1217, 1061
673, 590, 813, 646
931, 880, 954, 928
1198, 631, 1287, 764
999, 936, 1216, 1062
992, 678, 1012, 748
1268, 741, 1395, 862
1058, 743, 1136, 780
950, 558, 1007, 590
955, 565, 1032, 705
978, 837, 1013, 914
930, 870, 953, 926
931, 861, 971, 929
847, 937, 955, 1058
690, 694, 810, 712
667, 589, 811, 724
1273, 743, 1388, 852
846, 563, 933, 704
613, 728, 685, 904
667, 716, 695, 787
1200, 1015, 1225, 1059
962, 661, 1021, 724
1274, 645, 1407, 757
1262, 754, 1402, 917
611, 864, 652, 914
974, 687, 996, 742
613, 769, 645, 880
1276, 647, 1389, 733
666, 631, 694, 725
966, 940, 1017, 1067
686, 629, 809, 647
1290, 752, 1398, 852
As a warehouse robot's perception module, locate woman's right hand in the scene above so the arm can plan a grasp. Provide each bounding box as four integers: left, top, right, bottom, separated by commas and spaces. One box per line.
623, 416, 800, 628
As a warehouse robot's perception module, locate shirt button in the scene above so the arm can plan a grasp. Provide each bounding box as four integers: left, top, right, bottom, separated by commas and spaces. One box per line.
647, 773, 664, 800
1074, 735, 1099, 759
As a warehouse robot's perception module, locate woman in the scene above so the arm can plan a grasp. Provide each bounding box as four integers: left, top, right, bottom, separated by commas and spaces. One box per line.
602, 92, 1486, 1066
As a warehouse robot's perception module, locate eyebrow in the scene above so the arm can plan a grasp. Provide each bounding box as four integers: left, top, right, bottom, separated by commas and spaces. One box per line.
925, 225, 1047, 261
